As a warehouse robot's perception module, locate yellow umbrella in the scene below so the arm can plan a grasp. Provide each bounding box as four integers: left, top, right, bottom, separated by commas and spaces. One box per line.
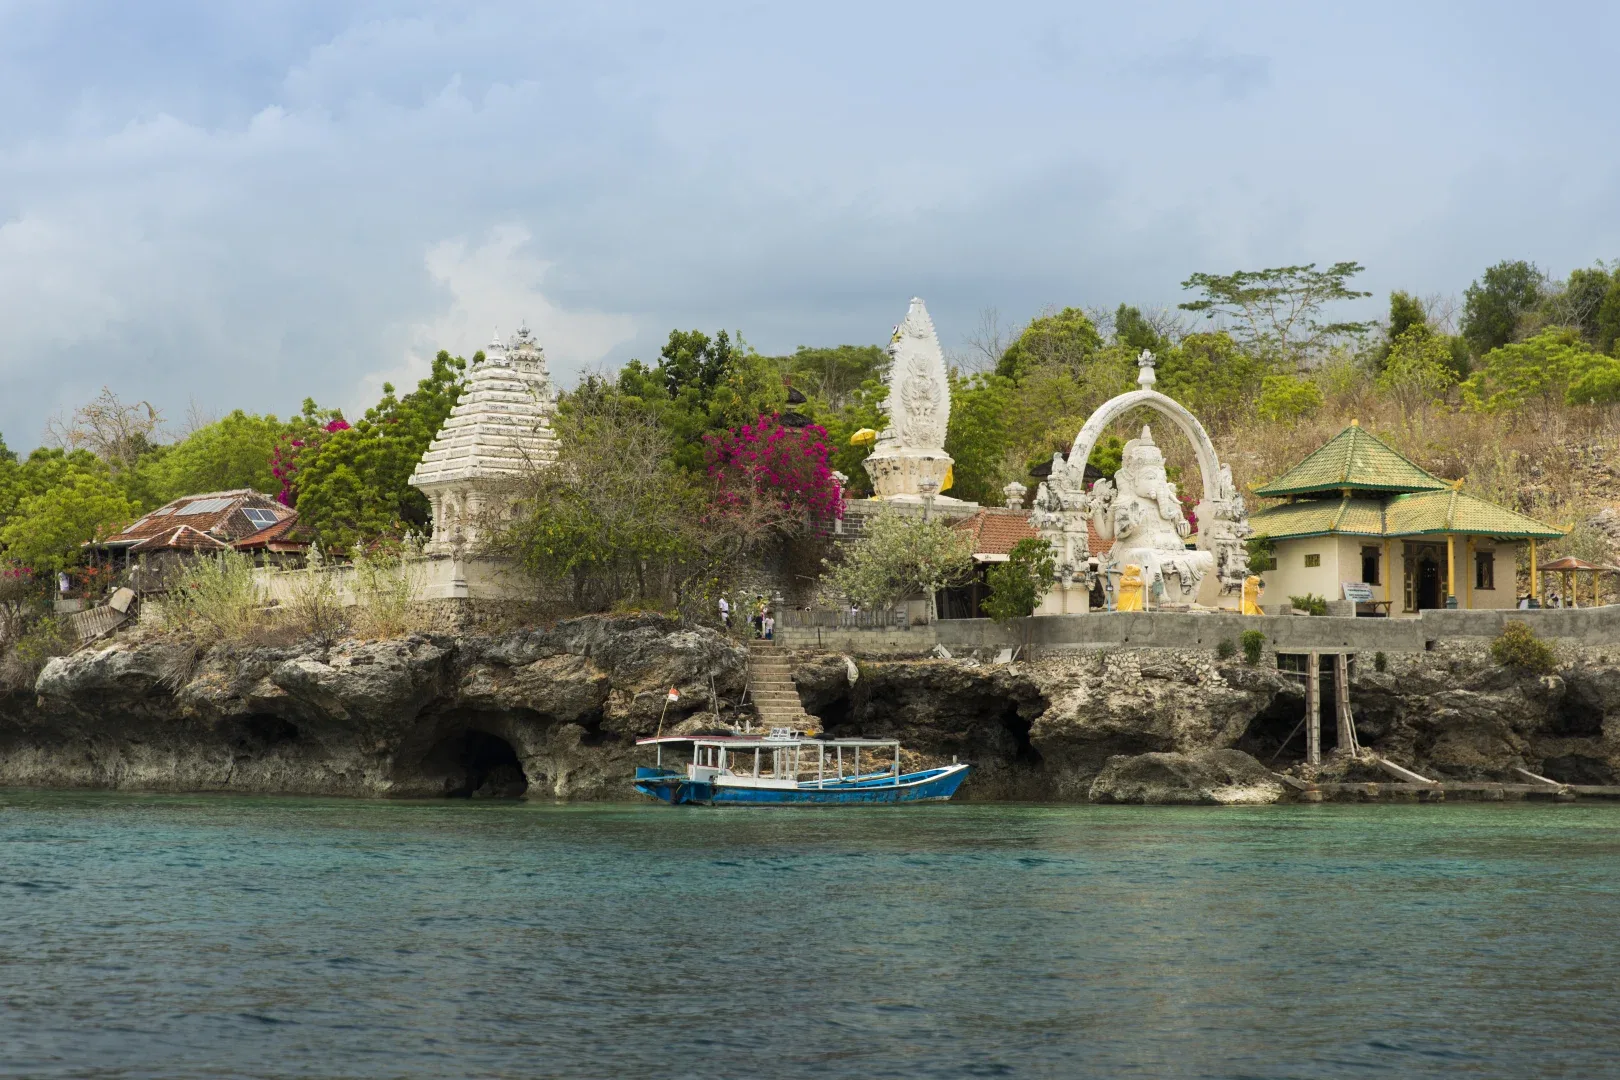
849, 428, 877, 446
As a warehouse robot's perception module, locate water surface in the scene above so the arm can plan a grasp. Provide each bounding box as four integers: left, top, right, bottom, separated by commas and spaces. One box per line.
2, 792, 1618, 1078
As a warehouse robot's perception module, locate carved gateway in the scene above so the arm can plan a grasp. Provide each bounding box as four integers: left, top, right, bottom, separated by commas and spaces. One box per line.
1032, 351, 1252, 606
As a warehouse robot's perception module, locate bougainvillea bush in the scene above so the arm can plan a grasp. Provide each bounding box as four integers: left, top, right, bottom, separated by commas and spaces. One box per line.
703, 414, 843, 538
270, 402, 351, 507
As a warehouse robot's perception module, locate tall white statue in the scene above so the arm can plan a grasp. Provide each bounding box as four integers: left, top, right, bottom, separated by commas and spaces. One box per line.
1089, 427, 1215, 607
863, 298, 955, 502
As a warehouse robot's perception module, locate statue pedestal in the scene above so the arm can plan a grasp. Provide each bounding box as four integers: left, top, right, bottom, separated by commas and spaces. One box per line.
863, 446, 953, 500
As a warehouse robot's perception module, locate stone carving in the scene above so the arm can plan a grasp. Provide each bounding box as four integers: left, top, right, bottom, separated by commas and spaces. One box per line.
410, 325, 561, 554
1030, 452, 1092, 596
1204, 463, 1255, 595
862, 297, 956, 502
1001, 480, 1027, 510
1090, 427, 1215, 607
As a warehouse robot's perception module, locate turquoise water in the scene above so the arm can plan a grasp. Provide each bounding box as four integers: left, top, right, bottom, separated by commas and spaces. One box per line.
2, 794, 1618, 1079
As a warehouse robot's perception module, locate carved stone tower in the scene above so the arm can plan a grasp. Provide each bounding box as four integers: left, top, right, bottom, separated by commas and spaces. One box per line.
862, 297, 958, 503
409, 326, 560, 554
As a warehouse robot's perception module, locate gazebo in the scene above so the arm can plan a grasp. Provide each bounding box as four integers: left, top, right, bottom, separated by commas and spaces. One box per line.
1537, 556, 1620, 608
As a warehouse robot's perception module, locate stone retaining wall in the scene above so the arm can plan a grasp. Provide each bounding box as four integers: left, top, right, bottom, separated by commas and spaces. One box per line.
777, 605, 1620, 656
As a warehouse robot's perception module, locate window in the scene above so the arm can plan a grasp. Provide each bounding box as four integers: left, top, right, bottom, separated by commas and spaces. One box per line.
1476, 550, 1495, 590
1361, 546, 1380, 586
1304, 553, 1321, 568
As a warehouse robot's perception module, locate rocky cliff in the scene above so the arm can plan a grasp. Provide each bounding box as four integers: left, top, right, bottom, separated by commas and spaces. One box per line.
4, 616, 1617, 802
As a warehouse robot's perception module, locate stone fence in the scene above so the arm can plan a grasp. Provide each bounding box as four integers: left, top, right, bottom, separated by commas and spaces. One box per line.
776, 606, 1620, 656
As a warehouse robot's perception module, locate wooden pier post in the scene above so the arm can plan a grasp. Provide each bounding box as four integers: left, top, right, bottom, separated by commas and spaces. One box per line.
1334, 653, 1358, 754
1305, 651, 1321, 766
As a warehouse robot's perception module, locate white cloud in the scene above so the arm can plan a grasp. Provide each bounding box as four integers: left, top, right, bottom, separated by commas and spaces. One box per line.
359, 224, 636, 407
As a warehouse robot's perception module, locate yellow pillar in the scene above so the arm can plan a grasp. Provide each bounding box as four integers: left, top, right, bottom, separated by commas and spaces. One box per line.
1465, 536, 1474, 610
1446, 534, 1456, 608
1530, 538, 1539, 605
1383, 539, 1393, 611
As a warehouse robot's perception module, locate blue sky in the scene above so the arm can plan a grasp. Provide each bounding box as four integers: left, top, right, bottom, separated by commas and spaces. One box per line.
1, 0, 1616, 448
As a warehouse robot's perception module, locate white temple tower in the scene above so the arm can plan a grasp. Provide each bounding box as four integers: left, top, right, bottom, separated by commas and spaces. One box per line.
409, 326, 560, 554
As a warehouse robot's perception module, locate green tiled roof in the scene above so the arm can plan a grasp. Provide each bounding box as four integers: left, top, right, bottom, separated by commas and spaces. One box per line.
1250, 491, 1563, 541
1253, 425, 1450, 497
1249, 498, 1387, 540
1383, 489, 1563, 539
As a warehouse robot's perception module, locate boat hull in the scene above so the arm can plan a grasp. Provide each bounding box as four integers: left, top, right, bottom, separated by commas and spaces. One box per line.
633, 764, 970, 806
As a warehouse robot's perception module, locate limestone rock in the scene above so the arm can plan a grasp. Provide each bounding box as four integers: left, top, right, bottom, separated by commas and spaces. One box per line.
1088, 748, 1284, 804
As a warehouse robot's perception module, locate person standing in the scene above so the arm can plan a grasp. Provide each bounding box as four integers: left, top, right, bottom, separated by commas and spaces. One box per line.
762, 613, 775, 640
718, 596, 730, 629
752, 598, 765, 639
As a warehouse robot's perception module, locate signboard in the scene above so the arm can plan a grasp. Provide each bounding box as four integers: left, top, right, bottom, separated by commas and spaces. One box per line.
1342, 581, 1375, 603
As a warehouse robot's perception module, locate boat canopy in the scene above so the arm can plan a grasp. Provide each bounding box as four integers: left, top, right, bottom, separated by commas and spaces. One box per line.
635, 734, 899, 750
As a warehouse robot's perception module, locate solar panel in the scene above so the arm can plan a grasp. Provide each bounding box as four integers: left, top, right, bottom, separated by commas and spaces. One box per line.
242, 508, 279, 528
177, 497, 232, 515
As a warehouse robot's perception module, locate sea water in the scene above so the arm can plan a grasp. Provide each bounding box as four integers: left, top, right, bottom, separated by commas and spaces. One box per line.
2, 792, 1618, 1079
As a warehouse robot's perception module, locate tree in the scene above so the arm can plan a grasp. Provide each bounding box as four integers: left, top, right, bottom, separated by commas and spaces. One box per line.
1554, 265, 1616, 345
1463, 328, 1602, 412
983, 537, 1056, 622
1564, 355, 1620, 406
1256, 374, 1323, 423
44, 387, 164, 475
944, 372, 1017, 506
1388, 290, 1429, 342
1461, 260, 1545, 357
824, 509, 973, 621
1114, 304, 1171, 355
774, 344, 887, 409
0, 468, 135, 573
270, 400, 350, 507
139, 410, 287, 503
493, 394, 708, 611
703, 414, 843, 537
1597, 276, 1620, 356
295, 351, 465, 552
995, 307, 1102, 381
1156, 331, 1276, 427
1178, 262, 1373, 364
1377, 327, 1456, 412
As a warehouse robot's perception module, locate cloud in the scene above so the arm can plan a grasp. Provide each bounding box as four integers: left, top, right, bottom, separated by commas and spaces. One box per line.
368, 224, 637, 402
1128, 38, 1272, 102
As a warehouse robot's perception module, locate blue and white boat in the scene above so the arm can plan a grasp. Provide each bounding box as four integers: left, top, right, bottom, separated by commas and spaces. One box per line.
632, 730, 970, 806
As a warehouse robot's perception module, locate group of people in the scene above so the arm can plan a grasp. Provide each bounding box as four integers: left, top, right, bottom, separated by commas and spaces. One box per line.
717, 595, 774, 639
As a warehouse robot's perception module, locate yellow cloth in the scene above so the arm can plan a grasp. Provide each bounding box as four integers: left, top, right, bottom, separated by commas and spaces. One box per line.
1115, 564, 1146, 612
1241, 575, 1265, 616
941, 464, 953, 492
849, 428, 877, 446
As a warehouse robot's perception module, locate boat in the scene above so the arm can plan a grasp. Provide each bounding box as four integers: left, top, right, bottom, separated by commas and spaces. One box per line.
632, 729, 970, 806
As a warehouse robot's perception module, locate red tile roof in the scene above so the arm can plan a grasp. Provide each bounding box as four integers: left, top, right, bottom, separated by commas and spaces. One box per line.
953, 508, 1110, 559
97, 490, 293, 552
233, 511, 314, 551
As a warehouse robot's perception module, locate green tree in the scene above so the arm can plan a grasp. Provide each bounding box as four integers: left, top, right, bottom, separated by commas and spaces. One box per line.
944, 372, 1017, 505
1156, 331, 1275, 427
138, 410, 286, 503
996, 307, 1102, 381
983, 537, 1056, 622
1114, 304, 1170, 354
1464, 328, 1601, 412
1556, 265, 1615, 345
0, 468, 135, 573
295, 351, 465, 552
1388, 290, 1428, 342
1256, 374, 1323, 423
1564, 355, 1620, 406
824, 509, 973, 621
775, 344, 887, 409
1461, 260, 1544, 357
1597, 276, 1620, 356
1178, 262, 1373, 364
1377, 327, 1457, 410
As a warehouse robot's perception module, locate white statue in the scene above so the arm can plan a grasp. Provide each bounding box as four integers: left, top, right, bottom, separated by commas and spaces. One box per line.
1092, 427, 1215, 607
1030, 452, 1093, 600
1204, 463, 1254, 593
863, 298, 955, 501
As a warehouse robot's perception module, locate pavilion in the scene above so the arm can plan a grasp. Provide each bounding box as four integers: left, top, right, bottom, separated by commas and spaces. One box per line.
1248, 422, 1564, 614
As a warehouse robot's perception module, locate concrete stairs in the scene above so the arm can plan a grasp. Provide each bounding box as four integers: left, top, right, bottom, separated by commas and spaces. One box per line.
747, 641, 814, 730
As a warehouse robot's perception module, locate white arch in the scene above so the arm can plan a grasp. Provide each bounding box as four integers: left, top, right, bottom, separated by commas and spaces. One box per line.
1069, 388, 1225, 550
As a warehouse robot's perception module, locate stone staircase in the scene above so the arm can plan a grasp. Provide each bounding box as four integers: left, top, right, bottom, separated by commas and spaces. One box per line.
747, 640, 814, 730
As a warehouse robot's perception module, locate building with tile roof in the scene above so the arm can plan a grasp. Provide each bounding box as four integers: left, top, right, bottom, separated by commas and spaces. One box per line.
938, 508, 1109, 618
1249, 423, 1563, 614
88, 489, 302, 591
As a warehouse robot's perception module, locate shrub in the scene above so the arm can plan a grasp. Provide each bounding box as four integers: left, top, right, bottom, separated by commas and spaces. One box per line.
1244, 536, 1277, 572
984, 538, 1057, 623
287, 562, 350, 645
351, 544, 424, 639
1490, 621, 1557, 675
1215, 639, 1237, 661
0, 616, 74, 690
163, 551, 264, 640
1288, 593, 1328, 616
1241, 630, 1265, 666
1374, 650, 1387, 673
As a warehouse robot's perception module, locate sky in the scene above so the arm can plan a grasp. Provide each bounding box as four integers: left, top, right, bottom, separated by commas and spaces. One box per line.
1, 0, 1617, 449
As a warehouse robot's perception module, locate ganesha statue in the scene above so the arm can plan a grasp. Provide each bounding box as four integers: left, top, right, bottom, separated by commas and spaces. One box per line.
1090, 427, 1216, 607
